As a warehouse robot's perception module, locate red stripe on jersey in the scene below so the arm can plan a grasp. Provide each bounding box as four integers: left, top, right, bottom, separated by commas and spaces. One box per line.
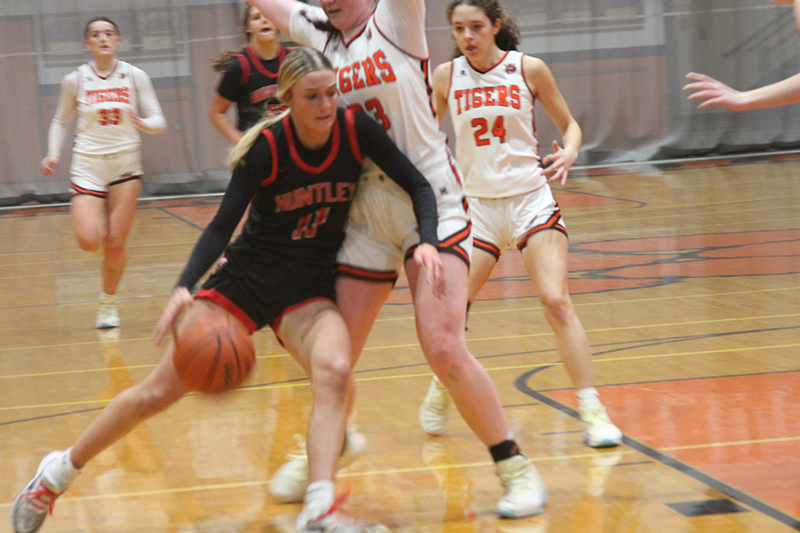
373, 18, 428, 61
446, 151, 463, 188
421, 59, 436, 119
283, 115, 341, 173
195, 288, 258, 334
344, 108, 363, 164
261, 129, 279, 185
335, 264, 398, 283
465, 50, 510, 75
520, 55, 536, 135
90, 60, 119, 80
235, 54, 251, 88
246, 44, 280, 79
342, 20, 369, 47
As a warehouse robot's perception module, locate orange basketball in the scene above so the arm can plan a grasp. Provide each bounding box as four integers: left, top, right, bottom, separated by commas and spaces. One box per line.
173, 310, 256, 394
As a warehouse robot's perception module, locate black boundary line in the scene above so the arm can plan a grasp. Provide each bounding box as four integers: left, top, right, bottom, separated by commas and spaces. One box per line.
514, 368, 800, 530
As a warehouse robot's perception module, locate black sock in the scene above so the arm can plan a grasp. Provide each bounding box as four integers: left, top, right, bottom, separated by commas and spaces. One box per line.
490, 439, 522, 463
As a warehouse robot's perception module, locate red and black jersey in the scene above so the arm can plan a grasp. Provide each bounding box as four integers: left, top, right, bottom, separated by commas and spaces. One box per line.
177, 107, 438, 290
241, 110, 362, 264
216, 45, 289, 131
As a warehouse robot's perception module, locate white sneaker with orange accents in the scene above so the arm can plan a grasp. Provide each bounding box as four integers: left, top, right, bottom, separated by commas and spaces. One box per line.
10, 451, 80, 533
269, 430, 367, 503
495, 455, 547, 519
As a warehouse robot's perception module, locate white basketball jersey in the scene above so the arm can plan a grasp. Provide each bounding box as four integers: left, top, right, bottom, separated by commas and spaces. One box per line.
74, 61, 141, 156
290, 4, 460, 194
448, 51, 545, 199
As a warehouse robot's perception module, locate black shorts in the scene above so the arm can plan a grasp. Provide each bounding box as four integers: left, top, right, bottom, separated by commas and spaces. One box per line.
196, 240, 337, 333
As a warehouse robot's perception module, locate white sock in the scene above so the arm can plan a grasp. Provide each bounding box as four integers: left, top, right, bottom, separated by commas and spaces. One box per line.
576, 387, 600, 408
45, 448, 81, 492
303, 481, 335, 519
99, 292, 117, 304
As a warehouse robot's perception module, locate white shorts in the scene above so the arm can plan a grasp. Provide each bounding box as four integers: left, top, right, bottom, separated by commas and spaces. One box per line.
70, 150, 143, 197
336, 172, 471, 282
470, 184, 567, 259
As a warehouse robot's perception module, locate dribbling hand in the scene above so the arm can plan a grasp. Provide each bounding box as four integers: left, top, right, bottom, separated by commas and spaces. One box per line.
41, 155, 60, 176
413, 243, 446, 298
153, 287, 194, 345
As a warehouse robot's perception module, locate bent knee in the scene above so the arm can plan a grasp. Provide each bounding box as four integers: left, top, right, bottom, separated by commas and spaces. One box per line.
75, 232, 103, 253
313, 355, 352, 390
540, 293, 573, 322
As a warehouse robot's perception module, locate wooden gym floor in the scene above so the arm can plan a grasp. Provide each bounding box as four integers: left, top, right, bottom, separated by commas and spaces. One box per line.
1, 155, 799, 532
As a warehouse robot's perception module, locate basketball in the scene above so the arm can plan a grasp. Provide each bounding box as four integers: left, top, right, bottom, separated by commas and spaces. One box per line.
172, 310, 256, 394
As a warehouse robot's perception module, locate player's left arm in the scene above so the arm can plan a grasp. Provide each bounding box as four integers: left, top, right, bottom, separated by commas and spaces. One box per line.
374, 0, 428, 59
525, 55, 582, 186
131, 68, 167, 134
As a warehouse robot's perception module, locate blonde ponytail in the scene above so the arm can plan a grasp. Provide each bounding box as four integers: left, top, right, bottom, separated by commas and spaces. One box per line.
227, 109, 289, 168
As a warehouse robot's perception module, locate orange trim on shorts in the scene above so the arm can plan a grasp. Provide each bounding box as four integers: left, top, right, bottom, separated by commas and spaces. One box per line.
70, 183, 106, 198
195, 288, 258, 334
335, 264, 399, 283
438, 221, 472, 267
270, 296, 335, 335
473, 238, 501, 260
518, 211, 568, 252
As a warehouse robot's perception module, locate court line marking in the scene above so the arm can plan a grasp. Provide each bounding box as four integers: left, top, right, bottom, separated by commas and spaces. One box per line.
0, 450, 638, 508
662, 436, 800, 450
515, 370, 800, 531
0, 437, 797, 511
2, 343, 799, 412
1, 310, 798, 358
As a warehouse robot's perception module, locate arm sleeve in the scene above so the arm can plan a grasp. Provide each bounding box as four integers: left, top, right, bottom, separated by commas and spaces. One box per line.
216, 58, 243, 103
133, 68, 166, 134
353, 112, 439, 246
288, 3, 332, 50
374, 0, 428, 59
47, 72, 78, 158
176, 136, 272, 289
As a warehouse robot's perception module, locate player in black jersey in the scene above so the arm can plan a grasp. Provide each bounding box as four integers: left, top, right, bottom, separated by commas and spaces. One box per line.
210, 5, 289, 143
10, 47, 442, 533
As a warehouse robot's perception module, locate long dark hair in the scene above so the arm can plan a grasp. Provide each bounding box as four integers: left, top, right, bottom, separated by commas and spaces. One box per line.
445, 0, 520, 58
84, 16, 120, 39
213, 5, 262, 72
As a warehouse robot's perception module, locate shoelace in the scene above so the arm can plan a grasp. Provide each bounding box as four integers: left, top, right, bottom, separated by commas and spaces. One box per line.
581, 406, 612, 427
426, 382, 451, 411
317, 486, 351, 521
23, 482, 58, 515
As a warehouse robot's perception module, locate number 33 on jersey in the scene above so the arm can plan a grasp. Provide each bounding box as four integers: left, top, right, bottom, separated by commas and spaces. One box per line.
74, 61, 141, 156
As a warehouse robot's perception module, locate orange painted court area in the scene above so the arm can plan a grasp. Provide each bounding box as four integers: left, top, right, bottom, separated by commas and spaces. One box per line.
547, 372, 800, 519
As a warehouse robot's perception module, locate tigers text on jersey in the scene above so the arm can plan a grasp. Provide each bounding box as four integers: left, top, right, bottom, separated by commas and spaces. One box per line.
448, 50, 546, 199
74, 61, 141, 156
289, 3, 457, 194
